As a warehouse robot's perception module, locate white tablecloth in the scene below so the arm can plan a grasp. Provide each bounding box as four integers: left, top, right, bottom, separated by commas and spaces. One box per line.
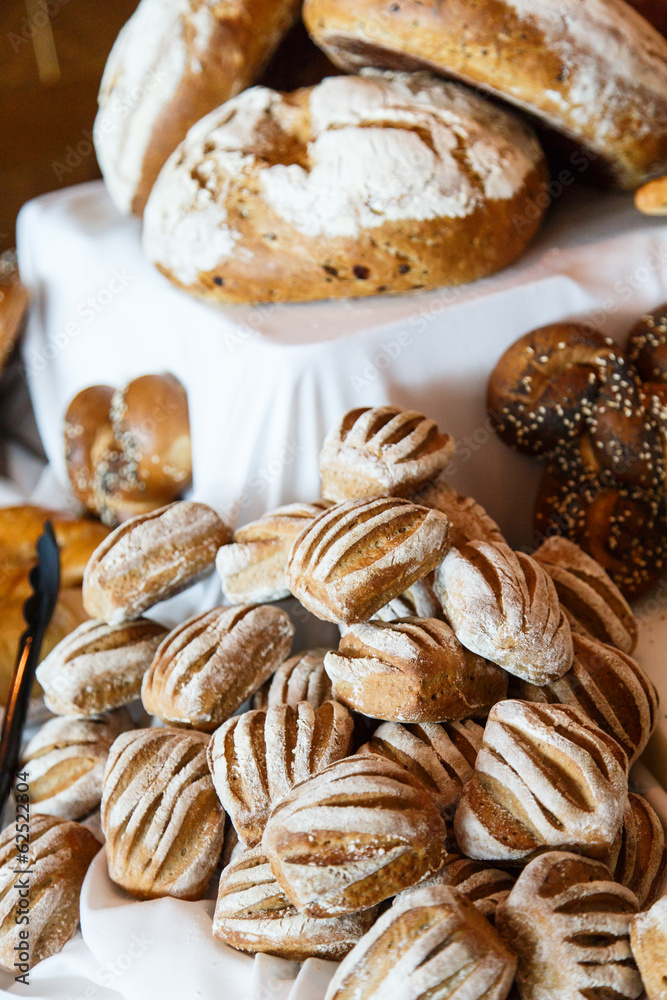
7, 178, 667, 999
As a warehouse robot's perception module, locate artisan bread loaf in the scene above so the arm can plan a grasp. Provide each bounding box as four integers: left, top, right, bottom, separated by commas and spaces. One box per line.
95, 0, 301, 216
303, 0, 667, 189
143, 70, 548, 303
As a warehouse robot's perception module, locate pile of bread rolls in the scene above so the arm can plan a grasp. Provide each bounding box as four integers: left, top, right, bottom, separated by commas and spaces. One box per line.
488, 306, 667, 600
94, 0, 667, 304
2, 403, 665, 1000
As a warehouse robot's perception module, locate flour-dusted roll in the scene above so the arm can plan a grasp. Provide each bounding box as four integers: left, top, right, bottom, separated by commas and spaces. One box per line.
95, 0, 301, 216
303, 0, 667, 190
143, 70, 548, 303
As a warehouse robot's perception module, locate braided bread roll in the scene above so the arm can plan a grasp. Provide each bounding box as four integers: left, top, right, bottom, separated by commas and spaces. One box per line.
325, 618, 507, 724
252, 648, 333, 710
141, 604, 294, 731
435, 540, 573, 684
358, 719, 483, 817
519, 634, 658, 766
325, 884, 517, 1000
533, 536, 638, 653
319, 405, 454, 502
262, 753, 447, 916
101, 728, 225, 900
630, 896, 667, 1000
0, 815, 100, 972
214, 846, 377, 960
207, 700, 354, 847
496, 851, 642, 1000
21, 709, 133, 820
216, 501, 329, 604
610, 793, 667, 910
286, 497, 451, 624
454, 700, 628, 863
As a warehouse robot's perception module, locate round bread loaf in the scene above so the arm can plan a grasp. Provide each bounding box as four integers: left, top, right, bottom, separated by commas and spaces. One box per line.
303, 0, 667, 190
95, 0, 301, 216
143, 70, 548, 303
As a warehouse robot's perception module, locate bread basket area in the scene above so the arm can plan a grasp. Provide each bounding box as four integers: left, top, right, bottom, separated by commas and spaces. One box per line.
2, 1, 667, 998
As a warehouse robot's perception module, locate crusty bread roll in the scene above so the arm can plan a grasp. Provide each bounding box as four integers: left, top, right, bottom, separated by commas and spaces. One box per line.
303, 0, 667, 190
611, 793, 667, 911
95, 0, 301, 216
630, 896, 667, 1000
143, 70, 548, 303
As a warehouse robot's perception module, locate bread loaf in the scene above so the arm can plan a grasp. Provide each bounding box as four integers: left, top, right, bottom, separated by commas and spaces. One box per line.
252, 647, 333, 710
83, 501, 231, 623
319, 406, 454, 501
36, 617, 167, 718
610, 793, 667, 910
303, 0, 667, 189
630, 896, 667, 1000
95, 0, 301, 215
143, 71, 548, 302
0, 814, 100, 972
413, 479, 505, 548
325, 884, 517, 1000
416, 855, 515, 923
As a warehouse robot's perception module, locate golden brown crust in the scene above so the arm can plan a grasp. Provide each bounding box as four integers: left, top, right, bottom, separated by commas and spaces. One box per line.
412, 478, 505, 548
286, 496, 451, 625
496, 851, 642, 1000
325, 617, 507, 723
251, 647, 334, 710
0, 814, 100, 971
610, 793, 667, 911
101, 728, 225, 900
64, 385, 115, 511
303, 0, 667, 189
0, 273, 28, 375
143, 71, 548, 303
82, 500, 232, 623
327, 884, 517, 1000
636, 174, 667, 214
141, 604, 294, 731
207, 700, 354, 846
415, 855, 515, 923
261, 753, 447, 916
214, 846, 377, 961
630, 896, 667, 1000
319, 406, 455, 501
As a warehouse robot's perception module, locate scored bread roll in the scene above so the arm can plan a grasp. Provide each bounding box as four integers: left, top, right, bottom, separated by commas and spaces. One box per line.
325, 618, 507, 723
496, 852, 642, 1000
610, 793, 667, 911
252, 648, 333, 710
216, 501, 329, 604
0, 815, 100, 972
454, 700, 629, 863
630, 896, 667, 1000
416, 855, 515, 924
214, 846, 377, 961
286, 496, 451, 625
207, 700, 353, 846
261, 754, 447, 916
435, 540, 573, 685
83, 501, 231, 623
141, 605, 294, 731
325, 884, 517, 1000
319, 406, 454, 502
303, 0, 667, 190
95, 0, 301, 216
143, 70, 548, 303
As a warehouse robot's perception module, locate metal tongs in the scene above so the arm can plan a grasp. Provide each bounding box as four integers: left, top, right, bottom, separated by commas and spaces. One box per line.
0, 521, 60, 816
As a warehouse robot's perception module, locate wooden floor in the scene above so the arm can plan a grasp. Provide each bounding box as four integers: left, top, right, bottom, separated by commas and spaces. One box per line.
0, 0, 139, 256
